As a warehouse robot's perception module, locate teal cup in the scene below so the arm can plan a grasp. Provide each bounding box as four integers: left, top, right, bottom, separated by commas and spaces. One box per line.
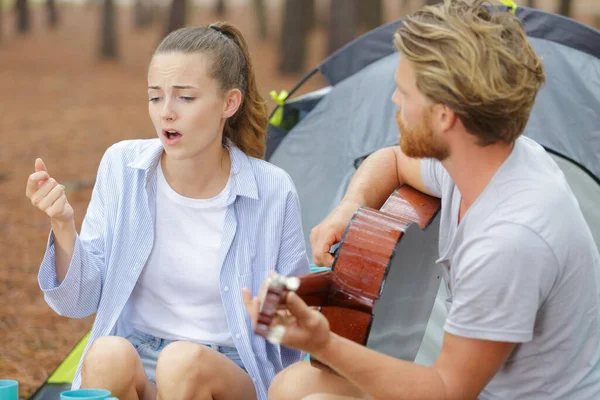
0, 380, 18, 400
60, 389, 118, 400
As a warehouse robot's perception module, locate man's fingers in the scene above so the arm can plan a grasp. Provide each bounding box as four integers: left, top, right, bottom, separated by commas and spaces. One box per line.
284, 292, 314, 322
273, 311, 295, 327
313, 230, 336, 266
35, 158, 48, 173
242, 288, 253, 308
242, 288, 261, 325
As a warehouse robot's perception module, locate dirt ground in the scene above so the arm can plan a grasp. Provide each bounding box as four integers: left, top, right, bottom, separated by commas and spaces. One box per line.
0, 1, 598, 397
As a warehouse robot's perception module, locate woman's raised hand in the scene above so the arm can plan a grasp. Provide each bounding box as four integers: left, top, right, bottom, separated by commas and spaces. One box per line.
26, 158, 74, 223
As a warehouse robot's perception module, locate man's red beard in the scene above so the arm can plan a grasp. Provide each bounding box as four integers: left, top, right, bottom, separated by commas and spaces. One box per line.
396, 109, 449, 161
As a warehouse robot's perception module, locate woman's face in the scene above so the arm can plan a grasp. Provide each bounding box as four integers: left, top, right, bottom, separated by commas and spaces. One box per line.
147, 52, 240, 161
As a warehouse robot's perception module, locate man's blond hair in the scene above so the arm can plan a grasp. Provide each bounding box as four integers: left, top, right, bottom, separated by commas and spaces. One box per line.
394, 0, 546, 145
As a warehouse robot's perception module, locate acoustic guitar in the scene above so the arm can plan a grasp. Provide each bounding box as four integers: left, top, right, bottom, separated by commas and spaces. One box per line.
256, 185, 443, 368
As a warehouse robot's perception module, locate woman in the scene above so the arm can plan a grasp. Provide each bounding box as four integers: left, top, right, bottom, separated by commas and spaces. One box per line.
25, 23, 309, 400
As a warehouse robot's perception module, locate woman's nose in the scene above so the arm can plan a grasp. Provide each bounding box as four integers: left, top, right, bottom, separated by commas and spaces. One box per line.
160, 101, 176, 121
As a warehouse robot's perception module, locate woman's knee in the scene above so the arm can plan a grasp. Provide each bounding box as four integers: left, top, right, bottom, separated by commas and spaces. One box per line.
269, 361, 363, 400
269, 361, 314, 400
81, 336, 139, 384
157, 341, 254, 399
302, 395, 333, 400
156, 341, 213, 386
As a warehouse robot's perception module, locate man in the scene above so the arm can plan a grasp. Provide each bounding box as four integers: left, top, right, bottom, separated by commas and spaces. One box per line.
243, 0, 600, 399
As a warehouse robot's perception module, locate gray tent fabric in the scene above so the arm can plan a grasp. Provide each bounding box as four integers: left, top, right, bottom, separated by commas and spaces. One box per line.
267, 6, 600, 367
317, 6, 600, 86
283, 7, 600, 178
549, 153, 600, 248
525, 37, 600, 178
518, 7, 600, 59
269, 52, 400, 258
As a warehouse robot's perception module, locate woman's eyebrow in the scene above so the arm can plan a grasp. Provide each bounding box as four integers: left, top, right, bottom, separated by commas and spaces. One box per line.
147, 85, 198, 90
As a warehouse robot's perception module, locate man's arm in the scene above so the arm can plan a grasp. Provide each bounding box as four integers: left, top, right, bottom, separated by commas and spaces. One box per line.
277, 292, 514, 400
311, 146, 431, 265
342, 146, 432, 208
313, 330, 513, 400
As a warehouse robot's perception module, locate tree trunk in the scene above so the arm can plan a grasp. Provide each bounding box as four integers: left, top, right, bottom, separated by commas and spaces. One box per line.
216, 0, 225, 16
134, 0, 144, 28
526, 0, 535, 7
134, 0, 153, 28
558, 0, 572, 17
100, 0, 118, 59
165, 0, 186, 36
304, 0, 315, 31
359, 0, 382, 31
254, 0, 267, 40
401, 0, 410, 13
0, 0, 3, 42
16, 0, 30, 34
327, 0, 359, 56
424, 0, 440, 5
279, 0, 308, 74
46, 0, 59, 28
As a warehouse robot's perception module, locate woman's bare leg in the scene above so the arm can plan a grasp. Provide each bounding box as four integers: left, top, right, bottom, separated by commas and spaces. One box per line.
155, 341, 256, 400
268, 360, 368, 400
302, 395, 364, 400
81, 336, 157, 400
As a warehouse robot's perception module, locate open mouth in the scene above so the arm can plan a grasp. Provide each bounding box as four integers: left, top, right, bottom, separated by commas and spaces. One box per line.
163, 129, 182, 140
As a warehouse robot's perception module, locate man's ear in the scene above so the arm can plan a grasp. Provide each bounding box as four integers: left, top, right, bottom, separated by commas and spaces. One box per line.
223, 88, 243, 119
432, 103, 457, 134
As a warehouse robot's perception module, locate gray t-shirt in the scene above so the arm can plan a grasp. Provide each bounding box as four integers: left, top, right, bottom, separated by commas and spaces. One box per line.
421, 136, 600, 399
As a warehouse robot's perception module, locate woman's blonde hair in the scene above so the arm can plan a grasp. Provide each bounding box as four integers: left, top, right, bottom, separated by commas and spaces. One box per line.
155, 23, 268, 158
394, 0, 546, 145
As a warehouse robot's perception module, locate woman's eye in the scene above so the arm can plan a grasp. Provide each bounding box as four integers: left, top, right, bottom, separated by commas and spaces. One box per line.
181, 96, 196, 102
149, 97, 161, 103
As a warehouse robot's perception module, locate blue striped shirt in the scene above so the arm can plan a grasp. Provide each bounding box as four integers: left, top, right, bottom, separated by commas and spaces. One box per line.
37, 139, 310, 399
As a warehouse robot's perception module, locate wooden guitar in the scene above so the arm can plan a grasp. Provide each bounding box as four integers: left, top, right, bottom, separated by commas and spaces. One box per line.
256, 185, 442, 367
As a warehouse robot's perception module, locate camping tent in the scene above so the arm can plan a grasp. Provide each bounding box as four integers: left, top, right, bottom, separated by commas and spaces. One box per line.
30, 4, 600, 399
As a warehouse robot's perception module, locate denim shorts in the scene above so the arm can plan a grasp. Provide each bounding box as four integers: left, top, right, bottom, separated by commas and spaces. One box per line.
125, 329, 246, 384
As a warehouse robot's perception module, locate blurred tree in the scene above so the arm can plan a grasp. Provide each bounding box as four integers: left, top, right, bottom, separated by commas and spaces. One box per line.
46, 0, 59, 28
304, 0, 315, 31
100, 0, 118, 58
401, 0, 411, 13
216, 0, 225, 16
0, 0, 3, 42
327, 0, 359, 56
134, 0, 144, 28
558, 0, 572, 17
279, 0, 313, 74
16, 0, 30, 34
254, 0, 267, 40
359, 0, 382, 30
134, 0, 154, 29
527, 0, 536, 7
424, 0, 440, 5
165, 0, 186, 36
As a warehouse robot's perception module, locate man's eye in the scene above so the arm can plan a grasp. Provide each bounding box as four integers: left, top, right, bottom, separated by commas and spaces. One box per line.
149, 97, 161, 103
181, 97, 196, 102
